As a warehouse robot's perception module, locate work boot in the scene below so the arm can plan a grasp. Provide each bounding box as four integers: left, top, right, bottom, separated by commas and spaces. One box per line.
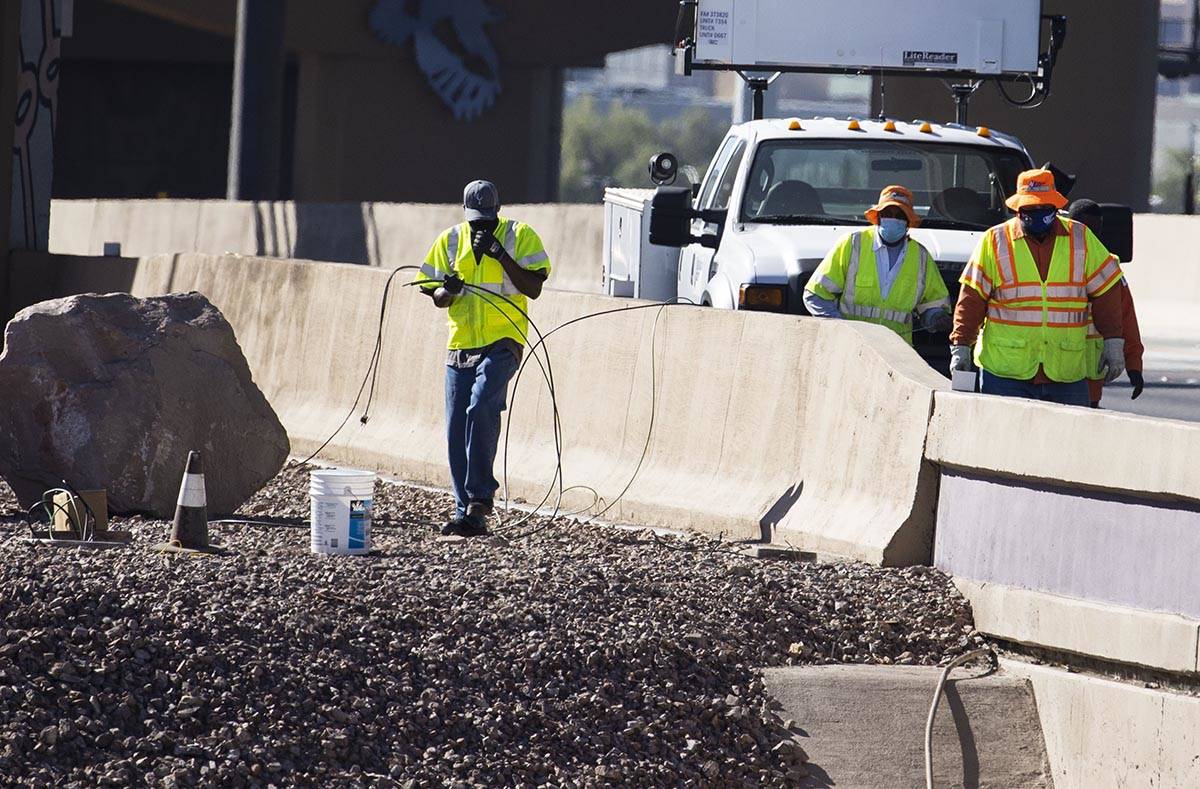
443, 514, 488, 537
449, 500, 491, 537
440, 517, 466, 536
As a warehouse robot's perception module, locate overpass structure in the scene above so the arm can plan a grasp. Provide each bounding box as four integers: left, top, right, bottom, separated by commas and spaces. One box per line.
0, 0, 679, 263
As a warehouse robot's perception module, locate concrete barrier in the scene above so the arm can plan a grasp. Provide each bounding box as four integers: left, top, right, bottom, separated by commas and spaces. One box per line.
1003, 660, 1200, 789
11, 250, 946, 564
48, 199, 605, 294
928, 390, 1200, 674
12, 246, 1200, 782
1128, 213, 1200, 342
48, 206, 1200, 315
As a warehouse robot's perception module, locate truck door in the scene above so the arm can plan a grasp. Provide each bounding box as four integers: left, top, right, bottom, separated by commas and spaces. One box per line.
682, 139, 746, 306
679, 137, 737, 304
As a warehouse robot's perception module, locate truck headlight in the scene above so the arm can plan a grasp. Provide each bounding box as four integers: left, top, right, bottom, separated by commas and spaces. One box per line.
738, 284, 786, 312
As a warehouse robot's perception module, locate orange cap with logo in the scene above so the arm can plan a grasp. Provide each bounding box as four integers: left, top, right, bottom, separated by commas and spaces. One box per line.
864, 185, 921, 227
1005, 168, 1069, 212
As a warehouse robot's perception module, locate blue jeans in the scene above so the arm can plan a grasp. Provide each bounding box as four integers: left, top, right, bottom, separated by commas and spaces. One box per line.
444, 346, 520, 517
981, 370, 1090, 407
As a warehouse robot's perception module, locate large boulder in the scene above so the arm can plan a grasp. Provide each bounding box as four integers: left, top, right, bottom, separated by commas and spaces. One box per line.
0, 292, 289, 517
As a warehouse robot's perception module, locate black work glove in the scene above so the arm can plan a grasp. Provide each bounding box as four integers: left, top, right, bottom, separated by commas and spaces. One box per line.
471, 228, 504, 259
1128, 369, 1144, 400
441, 273, 464, 295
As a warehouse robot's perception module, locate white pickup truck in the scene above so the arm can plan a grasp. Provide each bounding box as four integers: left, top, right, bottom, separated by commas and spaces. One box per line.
600, 115, 1113, 366
614, 115, 1131, 367
656, 117, 1030, 311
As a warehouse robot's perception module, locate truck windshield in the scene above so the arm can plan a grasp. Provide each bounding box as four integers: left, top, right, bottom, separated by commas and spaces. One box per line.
741, 139, 1030, 230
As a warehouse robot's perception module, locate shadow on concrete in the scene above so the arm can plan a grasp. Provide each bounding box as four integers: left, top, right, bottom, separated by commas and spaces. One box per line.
945, 680, 982, 789
798, 759, 835, 788
759, 481, 803, 542
4, 250, 139, 325
293, 202, 370, 264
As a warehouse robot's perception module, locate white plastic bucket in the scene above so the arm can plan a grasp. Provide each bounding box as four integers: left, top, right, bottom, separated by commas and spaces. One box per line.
309, 468, 377, 555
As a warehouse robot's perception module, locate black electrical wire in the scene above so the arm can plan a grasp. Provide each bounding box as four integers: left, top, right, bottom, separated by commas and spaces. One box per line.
297, 265, 420, 466
995, 74, 1046, 109
409, 278, 694, 538
305, 263, 945, 545
56, 478, 98, 540
500, 300, 680, 540
28, 490, 91, 541
499, 297, 697, 529
403, 277, 568, 531
450, 283, 566, 530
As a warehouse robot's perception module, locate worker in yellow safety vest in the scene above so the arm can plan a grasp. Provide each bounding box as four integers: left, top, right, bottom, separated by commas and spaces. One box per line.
949, 169, 1126, 406
417, 180, 552, 537
804, 185, 952, 343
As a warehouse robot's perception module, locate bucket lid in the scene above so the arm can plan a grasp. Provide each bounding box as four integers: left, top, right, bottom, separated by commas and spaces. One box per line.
310, 468, 377, 481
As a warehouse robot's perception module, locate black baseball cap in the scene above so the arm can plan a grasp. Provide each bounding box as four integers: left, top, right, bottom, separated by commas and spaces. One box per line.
463, 180, 500, 221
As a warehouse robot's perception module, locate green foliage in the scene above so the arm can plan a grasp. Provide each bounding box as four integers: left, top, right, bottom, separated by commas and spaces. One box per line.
1151, 148, 1194, 214
559, 97, 727, 203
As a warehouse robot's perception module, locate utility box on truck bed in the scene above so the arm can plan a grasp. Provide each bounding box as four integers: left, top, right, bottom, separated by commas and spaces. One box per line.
603, 188, 678, 302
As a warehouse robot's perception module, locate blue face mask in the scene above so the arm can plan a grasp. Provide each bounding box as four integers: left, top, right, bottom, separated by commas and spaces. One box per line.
1020, 207, 1058, 235
878, 217, 908, 245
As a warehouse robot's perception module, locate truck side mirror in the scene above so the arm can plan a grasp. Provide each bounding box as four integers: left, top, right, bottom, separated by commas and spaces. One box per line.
648, 186, 727, 249
1097, 204, 1134, 262
648, 187, 695, 247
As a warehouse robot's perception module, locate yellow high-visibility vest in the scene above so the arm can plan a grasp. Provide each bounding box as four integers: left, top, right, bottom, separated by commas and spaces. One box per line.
806, 227, 949, 344
418, 217, 551, 350
960, 217, 1122, 383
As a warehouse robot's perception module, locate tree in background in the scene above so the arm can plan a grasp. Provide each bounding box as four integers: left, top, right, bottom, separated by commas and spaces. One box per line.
559, 97, 727, 203
1151, 148, 1194, 214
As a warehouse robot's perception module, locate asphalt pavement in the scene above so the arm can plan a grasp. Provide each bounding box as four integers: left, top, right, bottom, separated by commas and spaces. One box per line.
1097, 336, 1200, 422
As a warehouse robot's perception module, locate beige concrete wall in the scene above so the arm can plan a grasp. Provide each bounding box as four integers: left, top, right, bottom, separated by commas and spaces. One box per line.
48, 199, 604, 295
1127, 214, 1200, 342
931, 391, 1200, 677
50, 205, 1200, 320
959, 579, 1200, 676
927, 391, 1200, 501
1004, 660, 1200, 789
20, 251, 945, 564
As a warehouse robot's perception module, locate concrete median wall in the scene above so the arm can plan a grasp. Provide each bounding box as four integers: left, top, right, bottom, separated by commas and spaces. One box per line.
929, 390, 1200, 676
1128, 214, 1200, 342
48, 199, 605, 295
11, 250, 944, 564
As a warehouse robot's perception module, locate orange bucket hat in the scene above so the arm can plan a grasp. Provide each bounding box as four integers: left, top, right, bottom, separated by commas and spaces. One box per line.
864, 185, 921, 227
1006, 168, 1069, 212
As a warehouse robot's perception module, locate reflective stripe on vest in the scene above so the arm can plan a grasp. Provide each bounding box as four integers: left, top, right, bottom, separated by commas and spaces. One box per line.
498, 222, 522, 296
817, 274, 843, 296
442, 217, 537, 349
985, 220, 1088, 328
977, 218, 1093, 382
842, 230, 920, 326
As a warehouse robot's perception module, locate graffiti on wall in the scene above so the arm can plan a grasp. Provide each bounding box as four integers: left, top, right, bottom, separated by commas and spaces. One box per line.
11, 0, 60, 251
369, 0, 503, 121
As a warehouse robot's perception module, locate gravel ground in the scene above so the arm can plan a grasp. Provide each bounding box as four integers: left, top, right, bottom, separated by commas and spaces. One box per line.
0, 462, 984, 787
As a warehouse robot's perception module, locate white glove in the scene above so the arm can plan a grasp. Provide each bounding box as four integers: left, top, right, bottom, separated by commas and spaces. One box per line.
950, 345, 974, 372
1101, 338, 1126, 384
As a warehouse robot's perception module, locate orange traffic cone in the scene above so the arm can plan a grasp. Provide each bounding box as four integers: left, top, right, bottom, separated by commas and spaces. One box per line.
155, 451, 223, 554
